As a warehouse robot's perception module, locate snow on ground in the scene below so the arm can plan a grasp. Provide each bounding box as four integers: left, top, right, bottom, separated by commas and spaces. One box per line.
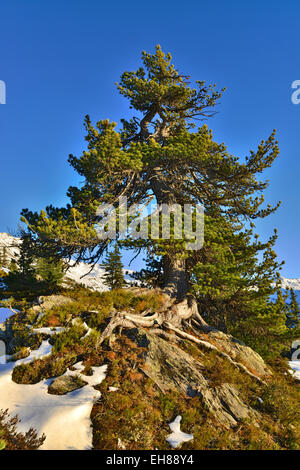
81, 322, 92, 338
166, 415, 193, 448
32, 327, 65, 336
0, 307, 14, 323
289, 361, 300, 380
0, 336, 107, 450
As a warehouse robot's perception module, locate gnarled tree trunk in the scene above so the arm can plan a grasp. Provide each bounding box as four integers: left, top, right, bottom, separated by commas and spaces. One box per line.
161, 256, 190, 300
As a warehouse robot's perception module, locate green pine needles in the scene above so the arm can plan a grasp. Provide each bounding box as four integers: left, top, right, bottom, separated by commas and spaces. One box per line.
100, 245, 126, 290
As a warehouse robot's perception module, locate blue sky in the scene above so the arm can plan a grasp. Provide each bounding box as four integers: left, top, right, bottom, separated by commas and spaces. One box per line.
0, 0, 300, 277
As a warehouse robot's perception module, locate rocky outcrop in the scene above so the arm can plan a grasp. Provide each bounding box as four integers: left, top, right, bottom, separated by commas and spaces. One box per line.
27, 295, 74, 322
34, 295, 74, 312
206, 330, 271, 378
128, 328, 264, 428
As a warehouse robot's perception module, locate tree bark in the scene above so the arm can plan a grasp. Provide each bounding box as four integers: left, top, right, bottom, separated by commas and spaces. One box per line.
150, 171, 191, 300
162, 256, 190, 300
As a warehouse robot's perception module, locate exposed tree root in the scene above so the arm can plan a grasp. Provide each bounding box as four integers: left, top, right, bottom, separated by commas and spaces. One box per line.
95, 293, 268, 386
164, 322, 267, 386
148, 328, 183, 344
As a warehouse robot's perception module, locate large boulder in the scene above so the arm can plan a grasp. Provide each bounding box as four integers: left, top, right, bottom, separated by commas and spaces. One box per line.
127, 328, 262, 428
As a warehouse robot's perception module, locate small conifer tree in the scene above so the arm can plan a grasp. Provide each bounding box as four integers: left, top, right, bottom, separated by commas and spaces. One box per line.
101, 245, 125, 290
286, 288, 300, 329
17, 232, 36, 278
36, 257, 64, 291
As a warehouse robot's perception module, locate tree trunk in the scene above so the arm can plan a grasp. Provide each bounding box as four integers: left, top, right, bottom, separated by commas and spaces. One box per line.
150, 171, 191, 300
162, 256, 190, 300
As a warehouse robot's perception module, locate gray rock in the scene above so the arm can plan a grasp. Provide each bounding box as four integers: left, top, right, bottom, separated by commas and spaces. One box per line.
29, 295, 74, 316
48, 375, 87, 395
128, 328, 261, 428
206, 330, 271, 377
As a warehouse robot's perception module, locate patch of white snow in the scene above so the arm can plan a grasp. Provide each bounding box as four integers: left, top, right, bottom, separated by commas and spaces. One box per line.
289, 361, 300, 380
166, 415, 193, 448
0, 339, 107, 449
33, 327, 65, 336
0, 307, 14, 323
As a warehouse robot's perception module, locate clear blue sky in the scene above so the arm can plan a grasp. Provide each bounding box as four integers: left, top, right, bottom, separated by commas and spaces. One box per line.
0, 0, 300, 277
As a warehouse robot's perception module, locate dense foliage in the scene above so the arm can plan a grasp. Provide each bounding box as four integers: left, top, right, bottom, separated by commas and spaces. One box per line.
100, 244, 126, 290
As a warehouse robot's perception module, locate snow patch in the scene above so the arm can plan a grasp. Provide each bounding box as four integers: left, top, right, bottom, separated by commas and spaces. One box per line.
0, 307, 14, 323
289, 361, 300, 380
64, 261, 108, 291
0, 338, 107, 449
33, 327, 65, 336
166, 415, 193, 448
81, 322, 92, 338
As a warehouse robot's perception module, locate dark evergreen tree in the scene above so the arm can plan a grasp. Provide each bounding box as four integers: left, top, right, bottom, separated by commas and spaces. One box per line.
35, 257, 64, 291
286, 289, 300, 329
17, 232, 36, 279
100, 245, 125, 290
5, 231, 65, 294
9, 259, 18, 273
20, 46, 284, 345
4, 232, 36, 291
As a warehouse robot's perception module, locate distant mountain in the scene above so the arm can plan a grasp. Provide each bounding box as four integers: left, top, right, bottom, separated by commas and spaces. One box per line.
281, 277, 300, 292
0, 232, 21, 262
0, 232, 135, 293
281, 278, 300, 304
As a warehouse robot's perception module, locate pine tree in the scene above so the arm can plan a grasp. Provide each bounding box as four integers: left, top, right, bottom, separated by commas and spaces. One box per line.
286, 289, 300, 329
21, 45, 283, 344
17, 232, 36, 278
191, 218, 284, 330
4, 232, 36, 291
100, 245, 125, 290
35, 257, 64, 291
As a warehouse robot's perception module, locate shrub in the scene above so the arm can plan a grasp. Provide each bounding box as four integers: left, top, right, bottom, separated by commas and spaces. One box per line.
0, 409, 45, 450
12, 353, 76, 384
49, 323, 86, 353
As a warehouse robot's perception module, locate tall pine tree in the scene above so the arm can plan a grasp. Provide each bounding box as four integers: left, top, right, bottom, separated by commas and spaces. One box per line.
21, 46, 284, 344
